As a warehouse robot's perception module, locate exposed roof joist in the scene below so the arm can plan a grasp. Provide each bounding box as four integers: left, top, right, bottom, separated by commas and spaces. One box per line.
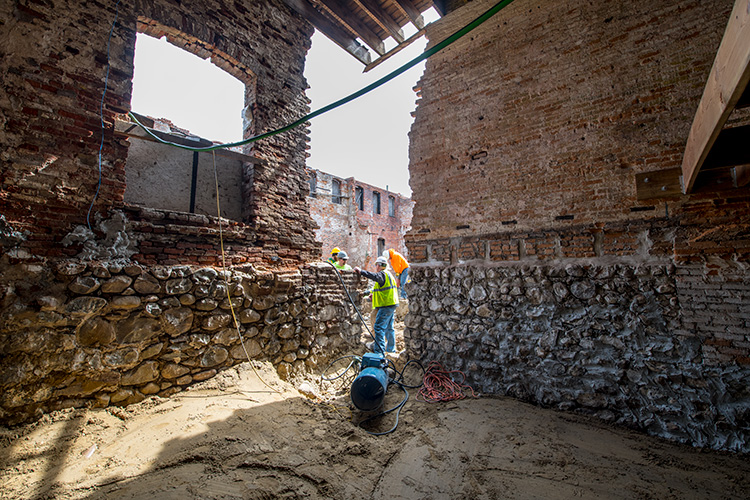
282, 0, 439, 68
283, 0, 372, 64
315, 0, 387, 55
355, 0, 405, 42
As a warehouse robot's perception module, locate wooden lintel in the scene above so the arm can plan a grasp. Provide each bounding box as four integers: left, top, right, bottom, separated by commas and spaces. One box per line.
680, 0, 750, 193
355, 0, 405, 42
702, 124, 750, 169
316, 0, 386, 54
636, 166, 746, 200
282, 0, 371, 64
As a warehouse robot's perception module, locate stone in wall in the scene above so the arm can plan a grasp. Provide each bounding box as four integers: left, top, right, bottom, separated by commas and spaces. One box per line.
0, 260, 366, 425
404, 263, 750, 453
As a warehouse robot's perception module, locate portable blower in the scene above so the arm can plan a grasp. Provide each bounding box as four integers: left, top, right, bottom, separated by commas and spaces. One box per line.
350, 352, 389, 411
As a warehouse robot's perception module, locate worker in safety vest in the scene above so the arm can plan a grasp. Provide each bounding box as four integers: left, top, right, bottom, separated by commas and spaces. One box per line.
382, 249, 410, 299
327, 247, 340, 265
354, 256, 399, 353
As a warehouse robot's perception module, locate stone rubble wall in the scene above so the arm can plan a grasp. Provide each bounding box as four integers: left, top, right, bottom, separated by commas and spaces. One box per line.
404, 262, 750, 452
0, 260, 366, 425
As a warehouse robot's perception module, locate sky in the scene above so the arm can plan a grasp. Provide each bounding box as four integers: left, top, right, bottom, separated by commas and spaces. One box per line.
131, 10, 441, 197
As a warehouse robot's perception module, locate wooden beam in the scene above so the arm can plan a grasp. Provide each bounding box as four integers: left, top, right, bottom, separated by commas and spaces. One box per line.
636, 166, 748, 201
354, 0, 405, 42
392, 0, 425, 30
364, 27, 426, 73
282, 0, 371, 64
316, 0, 386, 54
680, 0, 750, 193
702, 124, 750, 169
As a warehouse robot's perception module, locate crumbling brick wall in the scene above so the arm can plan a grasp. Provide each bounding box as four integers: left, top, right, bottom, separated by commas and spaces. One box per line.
307, 168, 414, 268
0, 0, 354, 424
406, 0, 750, 452
1, 0, 319, 265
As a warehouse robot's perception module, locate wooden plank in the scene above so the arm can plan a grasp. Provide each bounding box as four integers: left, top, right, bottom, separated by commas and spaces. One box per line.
635, 168, 683, 200
282, 0, 371, 64
680, 0, 750, 193
364, 27, 426, 72
354, 0, 405, 42
702, 124, 750, 169
636, 166, 745, 200
316, 0, 386, 54
392, 0, 425, 29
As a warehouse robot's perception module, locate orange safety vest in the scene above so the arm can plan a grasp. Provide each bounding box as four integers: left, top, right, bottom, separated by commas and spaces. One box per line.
388, 249, 409, 275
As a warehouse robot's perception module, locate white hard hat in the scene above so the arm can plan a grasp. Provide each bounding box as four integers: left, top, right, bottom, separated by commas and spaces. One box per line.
375, 256, 388, 266
382, 250, 389, 259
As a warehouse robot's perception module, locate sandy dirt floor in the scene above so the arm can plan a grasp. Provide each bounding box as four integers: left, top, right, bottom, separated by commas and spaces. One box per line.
2, 325, 749, 500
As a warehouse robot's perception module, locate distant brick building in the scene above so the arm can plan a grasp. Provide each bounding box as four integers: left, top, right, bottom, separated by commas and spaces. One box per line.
306, 168, 413, 268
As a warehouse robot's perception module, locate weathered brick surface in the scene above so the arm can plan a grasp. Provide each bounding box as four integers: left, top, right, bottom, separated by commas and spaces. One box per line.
409, 0, 746, 239
0, 0, 329, 423
307, 169, 413, 268
405, 0, 750, 452
0, 0, 318, 267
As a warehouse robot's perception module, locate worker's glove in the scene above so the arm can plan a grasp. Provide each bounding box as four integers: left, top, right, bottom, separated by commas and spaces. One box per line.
354, 266, 361, 274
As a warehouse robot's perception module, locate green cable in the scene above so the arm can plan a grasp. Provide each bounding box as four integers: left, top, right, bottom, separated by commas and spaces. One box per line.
127, 0, 517, 152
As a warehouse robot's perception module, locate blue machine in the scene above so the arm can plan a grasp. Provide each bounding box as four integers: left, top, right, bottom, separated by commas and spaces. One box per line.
351, 352, 389, 411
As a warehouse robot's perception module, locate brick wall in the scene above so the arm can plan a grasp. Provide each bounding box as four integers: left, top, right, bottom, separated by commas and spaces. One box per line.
307, 168, 413, 268
0, 0, 318, 267
405, 0, 750, 452
0, 0, 329, 422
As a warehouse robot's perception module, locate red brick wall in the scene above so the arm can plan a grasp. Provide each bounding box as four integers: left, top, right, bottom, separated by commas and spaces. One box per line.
307, 169, 413, 268
408, 0, 746, 241
0, 0, 318, 267
404, 0, 750, 449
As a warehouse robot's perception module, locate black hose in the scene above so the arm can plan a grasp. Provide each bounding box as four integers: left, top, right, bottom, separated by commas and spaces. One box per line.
324, 261, 382, 353
357, 382, 409, 436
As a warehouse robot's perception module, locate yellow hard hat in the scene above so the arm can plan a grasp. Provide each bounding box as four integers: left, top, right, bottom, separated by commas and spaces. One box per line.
331, 247, 341, 255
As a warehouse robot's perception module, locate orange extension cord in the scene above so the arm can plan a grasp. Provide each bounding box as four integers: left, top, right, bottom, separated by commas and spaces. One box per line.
417, 362, 478, 403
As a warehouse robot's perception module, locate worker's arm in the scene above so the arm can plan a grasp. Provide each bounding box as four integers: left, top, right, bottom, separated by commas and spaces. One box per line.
355, 268, 386, 286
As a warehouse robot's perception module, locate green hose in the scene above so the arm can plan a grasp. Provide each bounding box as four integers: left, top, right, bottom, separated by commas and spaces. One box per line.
127, 0, 517, 152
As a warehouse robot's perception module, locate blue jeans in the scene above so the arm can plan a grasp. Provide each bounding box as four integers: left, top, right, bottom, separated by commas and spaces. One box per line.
374, 304, 397, 353
398, 267, 409, 299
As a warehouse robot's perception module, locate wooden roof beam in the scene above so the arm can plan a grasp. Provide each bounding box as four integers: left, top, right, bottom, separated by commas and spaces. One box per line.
354, 0, 405, 42
283, 0, 371, 64
316, 0, 386, 55
680, 0, 750, 193
392, 0, 426, 30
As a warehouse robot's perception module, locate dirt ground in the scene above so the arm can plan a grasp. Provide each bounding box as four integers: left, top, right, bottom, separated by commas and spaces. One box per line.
2, 322, 749, 500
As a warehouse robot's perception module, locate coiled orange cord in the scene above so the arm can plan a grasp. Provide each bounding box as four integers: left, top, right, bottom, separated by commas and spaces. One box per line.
417, 362, 477, 402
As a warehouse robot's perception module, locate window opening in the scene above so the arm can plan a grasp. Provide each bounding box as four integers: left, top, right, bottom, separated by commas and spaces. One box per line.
122, 23, 257, 223
332, 179, 342, 204
309, 174, 317, 198
388, 195, 395, 217
373, 191, 381, 214
355, 186, 364, 210
377, 238, 386, 256
132, 33, 244, 143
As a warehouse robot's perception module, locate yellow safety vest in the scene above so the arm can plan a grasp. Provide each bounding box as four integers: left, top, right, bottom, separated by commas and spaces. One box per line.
372, 271, 399, 308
